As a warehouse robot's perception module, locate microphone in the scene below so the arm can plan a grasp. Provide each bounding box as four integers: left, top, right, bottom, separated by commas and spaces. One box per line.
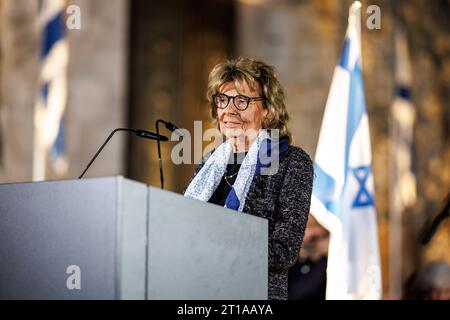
78, 128, 168, 179
135, 129, 169, 141
156, 119, 184, 189
163, 122, 185, 137
420, 192, 450, 245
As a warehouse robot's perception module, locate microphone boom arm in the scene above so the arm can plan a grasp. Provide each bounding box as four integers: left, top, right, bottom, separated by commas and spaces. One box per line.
156, 120, 164, 189
155, 119, 184, 189
420, 192, 450, 245
78, 128, 167, 179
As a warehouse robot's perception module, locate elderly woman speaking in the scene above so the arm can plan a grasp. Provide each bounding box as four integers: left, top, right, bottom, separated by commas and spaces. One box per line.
184, 57, 313, 300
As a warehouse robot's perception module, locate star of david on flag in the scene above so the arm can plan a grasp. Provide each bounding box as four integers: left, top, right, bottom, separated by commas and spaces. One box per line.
352, 166, 374, 208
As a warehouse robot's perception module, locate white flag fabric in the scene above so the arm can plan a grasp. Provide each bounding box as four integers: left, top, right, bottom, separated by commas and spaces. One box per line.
310, 3, 382, 299
390, 26, 416, 210
33, 0, 68, 181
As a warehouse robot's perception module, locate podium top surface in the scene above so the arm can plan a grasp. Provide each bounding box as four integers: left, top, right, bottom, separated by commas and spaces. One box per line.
0, 175, 134, 187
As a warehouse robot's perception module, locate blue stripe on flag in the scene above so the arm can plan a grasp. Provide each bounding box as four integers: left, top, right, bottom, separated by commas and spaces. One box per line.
41, 82, 50, 106
338, 38, 350, 70
344, 61, 366, 177
41, 11, 65, 58
312, 163, 338, 214
396, 85, 412, 99
52, 112, 66, 159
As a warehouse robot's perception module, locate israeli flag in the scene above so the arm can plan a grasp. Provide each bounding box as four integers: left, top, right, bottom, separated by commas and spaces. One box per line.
310, 2, 382, 299
33, 0, 68, 181
388, 25, 417, 299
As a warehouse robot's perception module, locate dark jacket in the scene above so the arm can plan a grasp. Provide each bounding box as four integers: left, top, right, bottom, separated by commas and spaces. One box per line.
189, 145, 314, 300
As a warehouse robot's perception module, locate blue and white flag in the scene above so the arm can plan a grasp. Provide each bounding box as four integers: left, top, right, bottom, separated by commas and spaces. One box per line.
33, 0, 68, 181
390, 26, 416, 209
388, 25, 417, 299
310, 2, 382, 299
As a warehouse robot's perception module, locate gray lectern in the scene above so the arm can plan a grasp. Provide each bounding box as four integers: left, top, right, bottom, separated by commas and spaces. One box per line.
0, 176, 268, 299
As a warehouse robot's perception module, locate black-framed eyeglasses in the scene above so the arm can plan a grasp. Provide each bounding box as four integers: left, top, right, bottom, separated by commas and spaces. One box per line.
212, 93, 266, 111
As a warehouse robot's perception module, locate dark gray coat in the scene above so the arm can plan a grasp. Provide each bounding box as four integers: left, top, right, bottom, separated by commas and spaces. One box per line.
189, 145, 314, 300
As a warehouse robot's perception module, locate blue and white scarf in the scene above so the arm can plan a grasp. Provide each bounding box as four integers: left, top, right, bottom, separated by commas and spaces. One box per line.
184, 130, 288, 212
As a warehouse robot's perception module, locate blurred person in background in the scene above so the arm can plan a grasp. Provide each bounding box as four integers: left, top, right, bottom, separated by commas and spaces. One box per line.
288, 214, 329, 300
403, 260, 450, 300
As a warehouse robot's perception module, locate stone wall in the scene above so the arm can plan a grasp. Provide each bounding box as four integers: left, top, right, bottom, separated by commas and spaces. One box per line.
0, 0, 39, 182
0, 0, 129, 182
64, 0, 129, 180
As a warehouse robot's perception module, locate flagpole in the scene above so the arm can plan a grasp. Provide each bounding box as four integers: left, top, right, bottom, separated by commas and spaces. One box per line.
349, 1, 362, 55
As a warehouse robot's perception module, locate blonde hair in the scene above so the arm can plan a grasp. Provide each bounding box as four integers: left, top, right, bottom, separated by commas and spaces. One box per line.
206, 57, 292, 144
